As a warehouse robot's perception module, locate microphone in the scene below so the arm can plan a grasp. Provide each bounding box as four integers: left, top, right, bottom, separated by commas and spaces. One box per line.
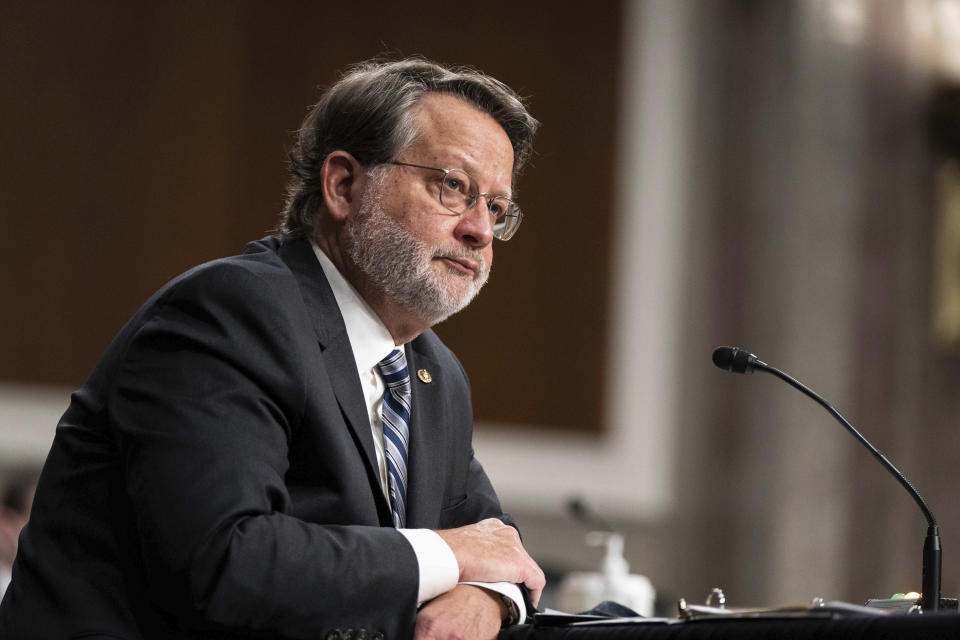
712, 346, 942, 611
567, 495, 614, 532
712, 345, 764, 374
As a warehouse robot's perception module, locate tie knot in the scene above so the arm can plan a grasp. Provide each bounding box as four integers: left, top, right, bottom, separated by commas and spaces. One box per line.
378, 349, 409, 382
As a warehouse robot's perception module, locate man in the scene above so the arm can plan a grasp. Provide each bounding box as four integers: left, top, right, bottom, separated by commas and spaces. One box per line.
0, 58, 544, 639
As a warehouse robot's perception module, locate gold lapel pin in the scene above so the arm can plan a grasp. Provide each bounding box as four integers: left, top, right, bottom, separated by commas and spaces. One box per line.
417, 368, 432, 383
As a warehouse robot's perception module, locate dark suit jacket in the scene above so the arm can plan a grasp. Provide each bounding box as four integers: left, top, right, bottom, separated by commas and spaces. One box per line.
0, 237, 508, 639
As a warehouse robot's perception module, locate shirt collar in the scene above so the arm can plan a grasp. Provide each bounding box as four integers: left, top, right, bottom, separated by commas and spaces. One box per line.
310, 241, 398, 374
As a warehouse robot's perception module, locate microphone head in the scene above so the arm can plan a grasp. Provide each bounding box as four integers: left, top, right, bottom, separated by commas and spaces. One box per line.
566, 496, 587, 520
712, 346, 756, 374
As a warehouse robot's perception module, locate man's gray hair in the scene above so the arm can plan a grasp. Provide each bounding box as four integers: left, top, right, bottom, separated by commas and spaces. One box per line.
277, 57, 539, 240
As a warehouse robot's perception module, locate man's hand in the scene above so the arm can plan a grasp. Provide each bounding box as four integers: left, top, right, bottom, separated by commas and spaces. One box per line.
415, 584, 506, 640
434, 518, 545, 607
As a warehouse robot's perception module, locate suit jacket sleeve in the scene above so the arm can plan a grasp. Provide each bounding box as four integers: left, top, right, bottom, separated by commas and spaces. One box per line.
108, 260, 419, 638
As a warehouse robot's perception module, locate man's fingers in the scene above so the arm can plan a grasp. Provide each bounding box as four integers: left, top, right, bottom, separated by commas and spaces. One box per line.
434, 519, 546, 606
523, 560, 545, 607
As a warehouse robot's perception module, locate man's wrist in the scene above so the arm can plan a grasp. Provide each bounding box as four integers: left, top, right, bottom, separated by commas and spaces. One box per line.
459, 581, 525, 625
494, 591, 520, 624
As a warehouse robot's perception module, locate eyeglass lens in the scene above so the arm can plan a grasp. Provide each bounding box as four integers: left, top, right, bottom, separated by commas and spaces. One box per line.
439, 170, 521, 240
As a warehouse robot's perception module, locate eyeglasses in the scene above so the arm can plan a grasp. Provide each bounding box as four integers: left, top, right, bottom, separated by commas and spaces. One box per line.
388, 161, 523, 241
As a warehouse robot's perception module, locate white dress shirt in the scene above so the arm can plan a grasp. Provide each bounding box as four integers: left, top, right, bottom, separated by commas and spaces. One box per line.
310, 242, 524, 621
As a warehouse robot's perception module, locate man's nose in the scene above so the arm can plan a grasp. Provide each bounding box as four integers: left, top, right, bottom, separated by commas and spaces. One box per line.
453, 199, 494, 248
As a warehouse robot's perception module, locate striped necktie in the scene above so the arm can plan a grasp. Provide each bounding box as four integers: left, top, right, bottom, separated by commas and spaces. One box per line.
377, 349, 412, 528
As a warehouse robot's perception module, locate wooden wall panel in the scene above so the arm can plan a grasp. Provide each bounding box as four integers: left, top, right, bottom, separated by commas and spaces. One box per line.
0, 1, 621, 432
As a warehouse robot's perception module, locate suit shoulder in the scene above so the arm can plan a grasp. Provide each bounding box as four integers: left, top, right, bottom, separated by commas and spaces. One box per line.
158, 238, 298, 308
107, 238, 313, 365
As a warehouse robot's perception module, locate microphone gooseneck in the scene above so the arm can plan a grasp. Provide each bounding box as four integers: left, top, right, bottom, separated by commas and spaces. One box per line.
712, 345, 942, 611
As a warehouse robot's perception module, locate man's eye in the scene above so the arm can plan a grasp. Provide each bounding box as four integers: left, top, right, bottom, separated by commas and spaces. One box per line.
489, 201, 504, 217
443, 170, 474, 195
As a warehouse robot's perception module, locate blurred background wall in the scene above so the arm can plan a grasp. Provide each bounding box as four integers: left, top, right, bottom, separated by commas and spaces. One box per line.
3, 0, 960, 612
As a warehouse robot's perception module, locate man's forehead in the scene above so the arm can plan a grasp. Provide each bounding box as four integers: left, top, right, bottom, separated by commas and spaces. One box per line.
409, 93, 515, 191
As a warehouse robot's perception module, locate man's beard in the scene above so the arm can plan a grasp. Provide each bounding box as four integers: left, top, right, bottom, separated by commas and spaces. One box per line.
344, 175, 490, 327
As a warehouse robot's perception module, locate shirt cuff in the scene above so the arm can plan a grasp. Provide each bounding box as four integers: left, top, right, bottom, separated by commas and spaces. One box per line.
398, 528, 459, 605
460, 581, 526, 625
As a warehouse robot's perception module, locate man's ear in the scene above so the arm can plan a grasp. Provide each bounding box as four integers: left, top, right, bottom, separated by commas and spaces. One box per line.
320, 150, 364, 223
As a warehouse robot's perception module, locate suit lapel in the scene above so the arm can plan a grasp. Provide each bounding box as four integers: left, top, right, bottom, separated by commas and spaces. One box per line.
404, 345, 449, 528
276, 238, 392, 524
